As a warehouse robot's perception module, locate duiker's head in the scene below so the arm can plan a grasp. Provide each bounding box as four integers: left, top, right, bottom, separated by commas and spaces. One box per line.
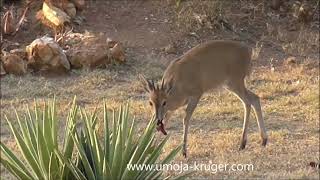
140, 75, 173, 128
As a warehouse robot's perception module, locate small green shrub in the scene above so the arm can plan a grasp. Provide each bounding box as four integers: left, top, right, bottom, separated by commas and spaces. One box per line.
0, 98, 78, 179
1, 99, 188, 179
63, 103, 184, 180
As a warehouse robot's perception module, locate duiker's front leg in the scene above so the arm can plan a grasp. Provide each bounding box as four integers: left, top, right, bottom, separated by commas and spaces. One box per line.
182, 96, 200, 158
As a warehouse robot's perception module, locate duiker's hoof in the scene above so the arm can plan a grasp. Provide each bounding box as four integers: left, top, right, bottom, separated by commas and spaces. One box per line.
182, 151, 187, 158
262, 138, 268, 147
239, 139, 247, 150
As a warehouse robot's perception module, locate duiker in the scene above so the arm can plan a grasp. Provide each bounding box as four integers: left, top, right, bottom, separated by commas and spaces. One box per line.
140, 40, 267, 157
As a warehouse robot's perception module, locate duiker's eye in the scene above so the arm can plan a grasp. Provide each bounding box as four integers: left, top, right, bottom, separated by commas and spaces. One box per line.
162, 101, 166, 106
149, 101, 153, 106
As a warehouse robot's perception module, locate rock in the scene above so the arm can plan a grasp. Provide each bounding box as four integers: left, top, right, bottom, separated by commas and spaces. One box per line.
70, 0, 85, 10
110, 43, 126, 62
26, 36, 70, 73
67, 45, 111, 69
42, 2, 70, 27
1, 53, 27, 75
65, 33, 112, 69
64, 2, 77, 18
64, 33, 126, 68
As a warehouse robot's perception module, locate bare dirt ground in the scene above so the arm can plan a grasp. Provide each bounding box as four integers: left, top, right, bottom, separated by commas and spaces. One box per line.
1, 0, 319, 179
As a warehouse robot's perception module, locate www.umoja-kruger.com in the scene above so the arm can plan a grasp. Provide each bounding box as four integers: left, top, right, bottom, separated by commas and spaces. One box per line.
127, 161, 254, 174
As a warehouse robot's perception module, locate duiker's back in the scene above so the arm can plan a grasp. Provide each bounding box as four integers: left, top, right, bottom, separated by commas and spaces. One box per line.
163, 40, 252, 93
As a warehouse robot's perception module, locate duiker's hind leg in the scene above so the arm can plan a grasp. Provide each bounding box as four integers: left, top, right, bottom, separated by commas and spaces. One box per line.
225, 81, 251, 150
246, 90, 268, 146
227, 80, 268, 149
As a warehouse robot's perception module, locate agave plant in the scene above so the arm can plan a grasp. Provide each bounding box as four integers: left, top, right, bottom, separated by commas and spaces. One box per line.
0, 98, 79, 179
1, 99, 188, 179
58, 103, 185, 180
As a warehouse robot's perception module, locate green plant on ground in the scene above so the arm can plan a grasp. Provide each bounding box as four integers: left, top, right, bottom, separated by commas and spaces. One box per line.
58, 103, 187, 179
1, 99, 190, 180
0, 98, 78, 179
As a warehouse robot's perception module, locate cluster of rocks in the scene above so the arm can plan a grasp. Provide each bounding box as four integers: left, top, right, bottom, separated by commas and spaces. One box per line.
1, 33, 126, 76
1, 0, 85, 37
38, 0, 85, 27
1, 0, 126, 77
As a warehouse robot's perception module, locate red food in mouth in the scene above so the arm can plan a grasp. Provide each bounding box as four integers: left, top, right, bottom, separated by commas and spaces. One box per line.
156, 122, 167, 135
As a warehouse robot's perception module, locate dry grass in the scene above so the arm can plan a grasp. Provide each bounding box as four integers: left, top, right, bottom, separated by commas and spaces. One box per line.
1, 56, 319, 179
174, 1, 228, 31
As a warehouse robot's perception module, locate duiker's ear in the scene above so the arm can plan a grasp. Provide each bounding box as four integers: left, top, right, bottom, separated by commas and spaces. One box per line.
139, 74, 154, 93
